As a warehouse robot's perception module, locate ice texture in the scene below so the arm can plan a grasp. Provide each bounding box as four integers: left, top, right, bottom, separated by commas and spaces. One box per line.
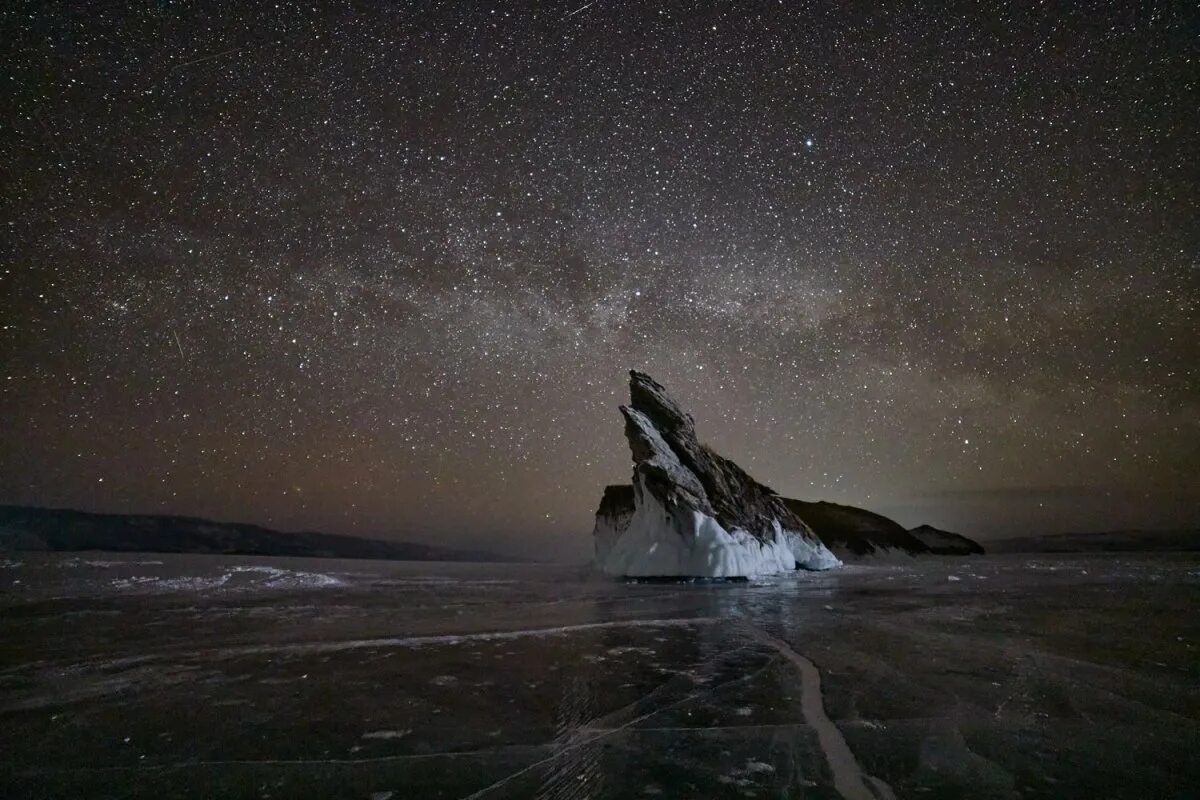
3, 551, 1198, 800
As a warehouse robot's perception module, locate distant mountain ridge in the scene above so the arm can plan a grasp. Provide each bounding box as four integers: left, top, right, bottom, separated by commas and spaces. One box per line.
987, 529, 1200, 554
908, 524, 986, 555
0, 505, 511, 562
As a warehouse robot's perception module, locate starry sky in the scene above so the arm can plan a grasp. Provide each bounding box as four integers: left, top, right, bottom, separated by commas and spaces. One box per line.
3, 1, 1197, 561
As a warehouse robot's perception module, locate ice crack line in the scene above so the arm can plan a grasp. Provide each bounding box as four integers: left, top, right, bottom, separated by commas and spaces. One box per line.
459, 649, 777, 800
209, 617, 721, 658
742, 625, 895, 800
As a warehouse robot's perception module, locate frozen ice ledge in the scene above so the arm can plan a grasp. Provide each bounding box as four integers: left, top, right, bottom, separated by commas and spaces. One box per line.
591, 372, 982, 578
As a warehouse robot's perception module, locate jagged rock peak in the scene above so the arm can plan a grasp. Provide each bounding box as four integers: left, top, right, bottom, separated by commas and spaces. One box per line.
592, 371, 840, 577
627, 370, 698, 442
620, 370, 793, 543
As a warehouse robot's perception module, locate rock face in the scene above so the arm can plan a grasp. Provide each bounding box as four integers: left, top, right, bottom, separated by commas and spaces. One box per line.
780, 499, 933, 560
593, 371, 840, 577
908, 524, 986, 555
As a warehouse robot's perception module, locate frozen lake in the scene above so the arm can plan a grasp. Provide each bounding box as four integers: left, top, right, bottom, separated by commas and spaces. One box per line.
1, 552, 1197, 799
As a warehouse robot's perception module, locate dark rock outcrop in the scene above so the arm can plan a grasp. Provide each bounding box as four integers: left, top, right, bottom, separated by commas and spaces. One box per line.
591, 372, 988, 573
596, 484, 635, 518
780, 498, 932, 558
593, 371, 837, 576
908, 524, 986, 555
621, 371, 820, 544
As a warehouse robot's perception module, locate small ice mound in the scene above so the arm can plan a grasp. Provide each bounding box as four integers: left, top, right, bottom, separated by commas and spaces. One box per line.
947, 575, 961, 582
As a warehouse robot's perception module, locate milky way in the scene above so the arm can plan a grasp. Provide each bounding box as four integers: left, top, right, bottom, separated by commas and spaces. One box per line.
3, 2, 1196, 559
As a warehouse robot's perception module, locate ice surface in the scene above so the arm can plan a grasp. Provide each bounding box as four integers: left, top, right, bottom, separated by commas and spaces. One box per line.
2, 551, 1198, 799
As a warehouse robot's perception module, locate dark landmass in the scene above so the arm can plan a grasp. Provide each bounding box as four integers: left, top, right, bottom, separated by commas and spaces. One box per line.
0, 505, 512, 562
987, 529, 1200, 554
779, 498, 934, 557
590, 374, 989, 566
908, 524, 986, 555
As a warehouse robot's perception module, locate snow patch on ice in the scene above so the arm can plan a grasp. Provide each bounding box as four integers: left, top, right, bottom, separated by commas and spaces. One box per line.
228, 565, 344, 588
719, 758, 777, 788
57, 557, 163, 568
362, 730, 411, 740
606, 646, 657, 657
110, 566, 343, 593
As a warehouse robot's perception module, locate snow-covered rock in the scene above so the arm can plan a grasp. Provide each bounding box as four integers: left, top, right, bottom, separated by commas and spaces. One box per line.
591, 371, 839, 578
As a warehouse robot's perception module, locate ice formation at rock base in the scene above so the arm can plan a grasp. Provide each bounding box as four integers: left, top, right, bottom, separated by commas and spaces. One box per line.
591, 371, 978, 578
597, 479, 825, 578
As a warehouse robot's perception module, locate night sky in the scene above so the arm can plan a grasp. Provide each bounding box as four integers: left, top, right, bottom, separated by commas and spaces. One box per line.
3, 2, 1196, 561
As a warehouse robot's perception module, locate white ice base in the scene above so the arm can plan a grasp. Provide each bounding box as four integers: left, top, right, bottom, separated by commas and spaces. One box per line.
597, 484, 835, 578
782, 528, 842, 571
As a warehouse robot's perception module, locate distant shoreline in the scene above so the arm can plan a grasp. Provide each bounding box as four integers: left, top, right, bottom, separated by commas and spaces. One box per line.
0, 505, 523, 564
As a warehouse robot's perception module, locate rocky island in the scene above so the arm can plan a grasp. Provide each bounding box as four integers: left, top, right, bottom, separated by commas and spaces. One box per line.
592, 372, 984, 577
